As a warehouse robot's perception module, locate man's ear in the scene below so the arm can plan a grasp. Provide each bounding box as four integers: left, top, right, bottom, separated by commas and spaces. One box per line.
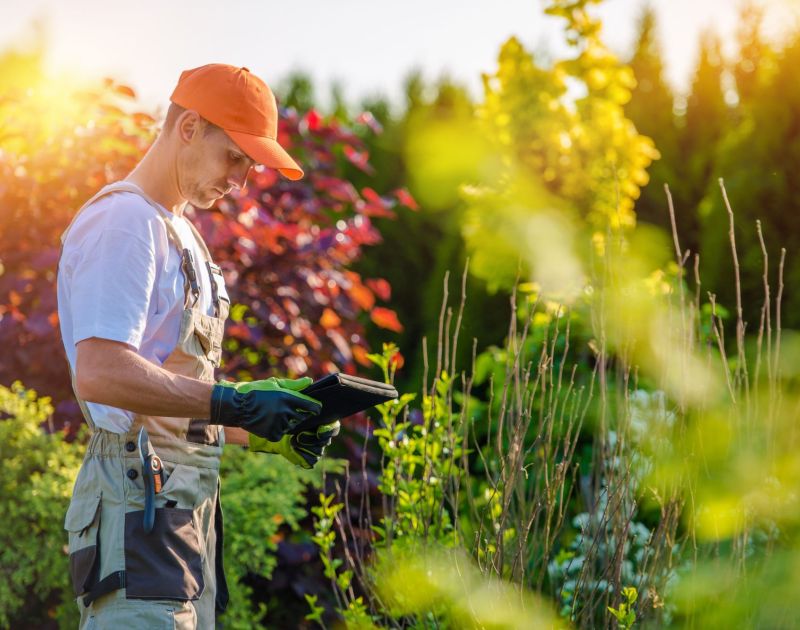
176, 110, 202, 144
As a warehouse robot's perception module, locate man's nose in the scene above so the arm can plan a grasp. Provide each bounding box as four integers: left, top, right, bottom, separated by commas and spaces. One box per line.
227, 165, 252, 191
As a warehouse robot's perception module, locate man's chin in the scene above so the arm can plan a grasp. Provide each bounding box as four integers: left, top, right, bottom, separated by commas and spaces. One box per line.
189, 195, 218, 209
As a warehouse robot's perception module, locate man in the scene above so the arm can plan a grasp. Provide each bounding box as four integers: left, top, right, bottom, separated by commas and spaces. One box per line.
57, 63, 339, 629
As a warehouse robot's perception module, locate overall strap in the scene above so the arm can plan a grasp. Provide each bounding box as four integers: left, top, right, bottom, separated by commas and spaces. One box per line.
182, 218, 225, 317
102, 182, 221, 312
60, 181, 185, 254
61, 181, 202, 308
183, 217, 214, 264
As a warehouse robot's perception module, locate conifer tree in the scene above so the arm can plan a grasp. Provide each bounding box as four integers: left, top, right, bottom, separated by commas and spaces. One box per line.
625, 5, 679, 232
679, 31, 729, 253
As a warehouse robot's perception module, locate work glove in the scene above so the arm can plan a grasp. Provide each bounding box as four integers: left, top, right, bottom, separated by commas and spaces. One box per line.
210, 376, 322, 442
248, 421, 341, 469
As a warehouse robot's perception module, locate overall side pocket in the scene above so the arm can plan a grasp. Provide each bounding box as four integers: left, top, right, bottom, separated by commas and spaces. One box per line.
124, 464, 205, 601
64, 492, 102, 597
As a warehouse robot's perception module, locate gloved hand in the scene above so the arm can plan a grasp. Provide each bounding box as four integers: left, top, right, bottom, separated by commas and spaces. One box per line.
248, 421, 341, 469
210, 376, 322, 442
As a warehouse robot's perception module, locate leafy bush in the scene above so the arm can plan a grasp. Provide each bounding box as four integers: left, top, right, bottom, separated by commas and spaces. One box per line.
218, 447, 341, 629
0, 382, 83, 629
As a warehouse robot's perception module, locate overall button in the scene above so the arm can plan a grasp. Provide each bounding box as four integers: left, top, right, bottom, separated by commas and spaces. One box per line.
125, 441, 136, 452
127, 468, 139, 480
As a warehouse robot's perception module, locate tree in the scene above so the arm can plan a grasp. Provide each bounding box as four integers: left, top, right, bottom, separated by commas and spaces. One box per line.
698, 26, 800, 329
625, 5, 679, 232
733, 1, 773, 107
353, 75, 513, 393
678, 30, 729, 253
446, 0, 658, 292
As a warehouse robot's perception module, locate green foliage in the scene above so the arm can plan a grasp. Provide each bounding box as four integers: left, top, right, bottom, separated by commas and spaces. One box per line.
0, 382, 84, 629
607, 586, 637, 629
397, 0, 659, 295
352, 76, 513, 399
309, 492, 380, 628
218, 446, 336, 628
368, 344, 464, 550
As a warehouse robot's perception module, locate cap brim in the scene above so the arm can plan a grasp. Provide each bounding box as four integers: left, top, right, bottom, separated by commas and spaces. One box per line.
224, 129, 304, 180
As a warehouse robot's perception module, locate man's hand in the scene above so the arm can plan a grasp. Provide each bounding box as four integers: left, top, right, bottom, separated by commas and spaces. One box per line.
248, 421, 341, 469
210, 377, 322, 441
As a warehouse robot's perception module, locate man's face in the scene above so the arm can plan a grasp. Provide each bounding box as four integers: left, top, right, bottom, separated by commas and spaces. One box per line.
179, 119, 256, 209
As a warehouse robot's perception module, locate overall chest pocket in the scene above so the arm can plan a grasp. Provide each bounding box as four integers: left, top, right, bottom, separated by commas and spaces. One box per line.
193, 324, 222, 366
64, 493, 102, 597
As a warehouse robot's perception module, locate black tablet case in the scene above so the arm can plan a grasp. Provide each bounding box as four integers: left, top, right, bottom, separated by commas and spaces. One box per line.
296, 373, 398, 429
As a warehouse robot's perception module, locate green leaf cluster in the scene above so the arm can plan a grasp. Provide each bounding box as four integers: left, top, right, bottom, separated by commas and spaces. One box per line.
459, 0, 658, 291
218, 445, 336, 628
0, 382, 84, 629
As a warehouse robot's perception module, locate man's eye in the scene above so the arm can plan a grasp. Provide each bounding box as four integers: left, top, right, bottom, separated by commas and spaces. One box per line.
229, 152, 242, 162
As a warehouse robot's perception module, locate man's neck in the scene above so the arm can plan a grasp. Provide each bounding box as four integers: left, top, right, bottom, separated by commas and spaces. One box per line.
124, 140, 188, 217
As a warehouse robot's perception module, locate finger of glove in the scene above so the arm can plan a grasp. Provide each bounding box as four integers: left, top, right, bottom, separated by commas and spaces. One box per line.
273, 376, 314, 391
281, 390, 322, 415
291, 435, 325, 463
274, 396, 322, 435
294, 430, 332, 448
317, 421, 341, 440
245, 380, 320, 408
285, 436, 317, 468
248, 434, 281, 454
239, 392, 322, 440
259, 387, 321, 412
236, 390, 289, 441
280, 447, 313, 469
288, 389, 322, 409
251, 390, 321, 418
235, 378, 280, 394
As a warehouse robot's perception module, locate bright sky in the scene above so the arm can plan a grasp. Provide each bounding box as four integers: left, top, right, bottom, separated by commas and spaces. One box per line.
2, 0, 798, 114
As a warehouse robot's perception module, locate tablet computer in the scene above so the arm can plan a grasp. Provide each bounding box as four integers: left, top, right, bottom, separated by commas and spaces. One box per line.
295, 372, 398, 430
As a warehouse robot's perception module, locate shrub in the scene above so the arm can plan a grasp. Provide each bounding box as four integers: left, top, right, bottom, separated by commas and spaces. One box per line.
219, 446, 342, 628
0, 382, 83, 628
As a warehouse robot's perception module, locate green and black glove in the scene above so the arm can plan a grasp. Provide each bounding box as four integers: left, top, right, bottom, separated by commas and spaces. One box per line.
249, 421, 341, 469
210, 376, 322, 442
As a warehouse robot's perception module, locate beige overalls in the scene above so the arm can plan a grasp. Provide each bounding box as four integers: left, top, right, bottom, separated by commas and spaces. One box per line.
61, 182, 230, 629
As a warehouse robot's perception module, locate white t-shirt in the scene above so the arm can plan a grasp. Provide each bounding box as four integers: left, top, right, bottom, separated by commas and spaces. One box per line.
57, 187, 229, 433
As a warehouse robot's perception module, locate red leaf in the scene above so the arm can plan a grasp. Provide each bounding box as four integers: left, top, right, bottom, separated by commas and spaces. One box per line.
350, 282, 375, 311
366, 278, 391, 301
357, 200, 396, 219
395, 188, 419, 211
320, 308, 342, 329
389, 350, 405, 370
305, 109, 322, 131
115, 84, 136, 99
356, 111, 383, 134
371, 307, 403, 333
132, 112, 156, 126
362, 187, 382, 203
358, 187, 397, 218
353, 345, 372, 367
343, 146, 375, 174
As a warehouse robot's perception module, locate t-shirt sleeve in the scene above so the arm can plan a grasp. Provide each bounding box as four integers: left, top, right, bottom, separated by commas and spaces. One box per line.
68, 227, 158, 351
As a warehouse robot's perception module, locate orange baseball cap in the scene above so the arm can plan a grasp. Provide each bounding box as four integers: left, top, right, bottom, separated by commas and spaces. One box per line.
170, 63, 303, 180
